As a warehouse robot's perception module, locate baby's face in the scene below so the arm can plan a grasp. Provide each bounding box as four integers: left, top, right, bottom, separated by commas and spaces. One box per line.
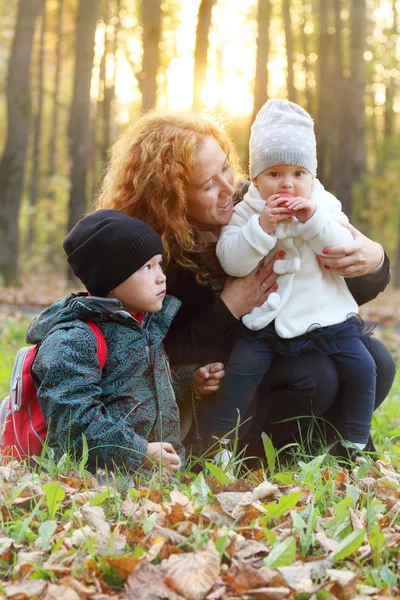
253, 164, 313, 201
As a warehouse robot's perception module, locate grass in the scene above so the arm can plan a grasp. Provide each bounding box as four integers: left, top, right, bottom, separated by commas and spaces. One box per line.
0, 316, 399, 597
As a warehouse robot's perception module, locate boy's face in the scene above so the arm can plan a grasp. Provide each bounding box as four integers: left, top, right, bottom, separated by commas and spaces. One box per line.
107, 254, 166, 316
253, 164, 313, 201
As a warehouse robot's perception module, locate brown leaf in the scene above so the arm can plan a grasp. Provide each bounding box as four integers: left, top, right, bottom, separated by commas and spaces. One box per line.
224, 564, 279, 594
163, 541, 220, 600
126, 524, 146, 546
58, 576, 96, 598
43, 583, 81, 600
326, 569, 358, 600
4, 579, 47, 598
241, 587, 290, 599
42, 550, 79, 576
120, 495, 137, 518
149, 524, 187, 546
278, 558, 333, 592
14, 550, 45, 574
12, 484, 44, 507
102, 556, 140, 581
232, 539, 270, 564
80, 506, 110, 540
125, 561, 183, 600
163, 502, 187, 526
201, 504, 235, 527
216, 491, 253, 519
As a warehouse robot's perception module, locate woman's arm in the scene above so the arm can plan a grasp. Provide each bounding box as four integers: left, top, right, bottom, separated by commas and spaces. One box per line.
316, 222, 390, 305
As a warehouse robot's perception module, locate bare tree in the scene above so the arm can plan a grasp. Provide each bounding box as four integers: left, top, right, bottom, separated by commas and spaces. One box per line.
139, 0, 161, 111
193, 0, 217, 109
283, 0, 296, 102
102, 0, 121, 163
252, 0, 271, 121
27, 1, 47, 247
334, 0, 367, 216
0, 0, 45, 283
350, 0, 367, 182
48, 0, 64, 190
384, 0, 397, 148
300, 0, 313, 114
328, 0, 343, 191
315, 0, 331, 183
67, 0, 99, 248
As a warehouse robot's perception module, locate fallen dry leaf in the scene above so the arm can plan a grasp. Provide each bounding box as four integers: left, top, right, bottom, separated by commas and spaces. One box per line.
4, 579, 47, 598
43, 583, 81, 600
80, 506, 110, 541
125, 561, 183, 600
163, 541, 220, 600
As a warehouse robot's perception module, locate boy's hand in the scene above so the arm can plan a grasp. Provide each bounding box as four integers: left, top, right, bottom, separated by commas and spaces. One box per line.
283, 197, 316, 223
194, 362, 225, 396
142, 442, 181, 472
259, 194, 293, 233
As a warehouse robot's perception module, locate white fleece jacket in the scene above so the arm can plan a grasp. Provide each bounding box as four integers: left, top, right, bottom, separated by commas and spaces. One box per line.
216, 179, 358, 337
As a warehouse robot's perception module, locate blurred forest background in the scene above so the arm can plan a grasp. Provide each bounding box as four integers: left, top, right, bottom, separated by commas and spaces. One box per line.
0, 0, 399, 287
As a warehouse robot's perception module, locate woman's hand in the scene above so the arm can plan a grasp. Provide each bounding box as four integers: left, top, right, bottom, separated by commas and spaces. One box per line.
317, 222, 384, 277
142, 442, 181, 472
220, 250, 282, 318
194, 362, 225, 396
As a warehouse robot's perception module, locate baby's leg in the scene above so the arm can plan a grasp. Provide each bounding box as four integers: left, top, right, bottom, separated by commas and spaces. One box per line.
330, 337, 377, 446
212, 336, 275, 438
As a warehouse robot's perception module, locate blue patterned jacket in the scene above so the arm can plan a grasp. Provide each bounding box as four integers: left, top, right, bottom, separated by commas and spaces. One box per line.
27, 293, 196, 471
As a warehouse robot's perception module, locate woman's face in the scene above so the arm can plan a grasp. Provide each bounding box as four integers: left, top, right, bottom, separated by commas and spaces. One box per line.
186, 136, 235, 232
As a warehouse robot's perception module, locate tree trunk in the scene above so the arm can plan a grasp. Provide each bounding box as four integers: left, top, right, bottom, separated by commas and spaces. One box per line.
301, 0, 313, 114
48, 0, 63, 186
67, 0, 99, 250
328, 0, 343, 192
139, 0, 161, 111
334, 0, 366, 217
283, 0, 296, 102
0, 0, 44, 284
316, 0, 330, 184
252, 0, 271, 122
193, 0, 217, 109
384, 0, 397, 151
27, 1, 47, 248
350, 0, 366, 182
102, 0, 120, 163
248, 0, 271, 175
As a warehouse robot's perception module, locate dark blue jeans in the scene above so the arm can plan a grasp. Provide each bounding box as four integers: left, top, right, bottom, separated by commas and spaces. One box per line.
213, 323, 377, 446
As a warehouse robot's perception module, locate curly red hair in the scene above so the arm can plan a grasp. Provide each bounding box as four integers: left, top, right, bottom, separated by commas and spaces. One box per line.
96, 110, 241, 283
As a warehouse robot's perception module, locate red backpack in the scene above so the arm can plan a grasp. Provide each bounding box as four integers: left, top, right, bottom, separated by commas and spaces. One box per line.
0, 322, 107, 460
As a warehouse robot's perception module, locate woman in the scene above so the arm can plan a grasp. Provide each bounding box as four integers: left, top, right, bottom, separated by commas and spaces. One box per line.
97, 111, 395, 453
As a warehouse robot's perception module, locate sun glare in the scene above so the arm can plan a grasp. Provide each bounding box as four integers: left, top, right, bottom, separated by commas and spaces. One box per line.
92, 0, 396, 119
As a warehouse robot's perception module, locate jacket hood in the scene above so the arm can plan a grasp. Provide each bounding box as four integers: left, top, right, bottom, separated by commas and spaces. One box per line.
26, 293, 181, 345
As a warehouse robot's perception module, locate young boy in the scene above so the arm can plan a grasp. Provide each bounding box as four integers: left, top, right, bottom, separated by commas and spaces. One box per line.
27, 210, 223, 472
214, 99, 377, 461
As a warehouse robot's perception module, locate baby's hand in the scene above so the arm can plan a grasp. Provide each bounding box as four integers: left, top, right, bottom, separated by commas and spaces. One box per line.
194, 362, 225, 396
260, 194, 293, 233
283, 197, 316, 223
142, 442, 181, 472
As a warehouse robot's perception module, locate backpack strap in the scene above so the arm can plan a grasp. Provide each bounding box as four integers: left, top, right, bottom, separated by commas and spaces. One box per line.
85, 322, 107, 369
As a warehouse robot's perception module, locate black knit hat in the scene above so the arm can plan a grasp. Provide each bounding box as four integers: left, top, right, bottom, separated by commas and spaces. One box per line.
63, 210, 164, 297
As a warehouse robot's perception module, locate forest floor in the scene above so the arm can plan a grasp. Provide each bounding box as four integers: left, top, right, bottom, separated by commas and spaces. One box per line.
0, 281, 400, 599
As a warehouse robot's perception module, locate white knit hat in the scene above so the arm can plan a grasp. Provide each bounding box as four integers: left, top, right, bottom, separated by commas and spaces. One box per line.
250, 99, 317, 179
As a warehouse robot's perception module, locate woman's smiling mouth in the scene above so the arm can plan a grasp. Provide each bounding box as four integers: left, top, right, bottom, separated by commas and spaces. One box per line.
218, 198, 233, 211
